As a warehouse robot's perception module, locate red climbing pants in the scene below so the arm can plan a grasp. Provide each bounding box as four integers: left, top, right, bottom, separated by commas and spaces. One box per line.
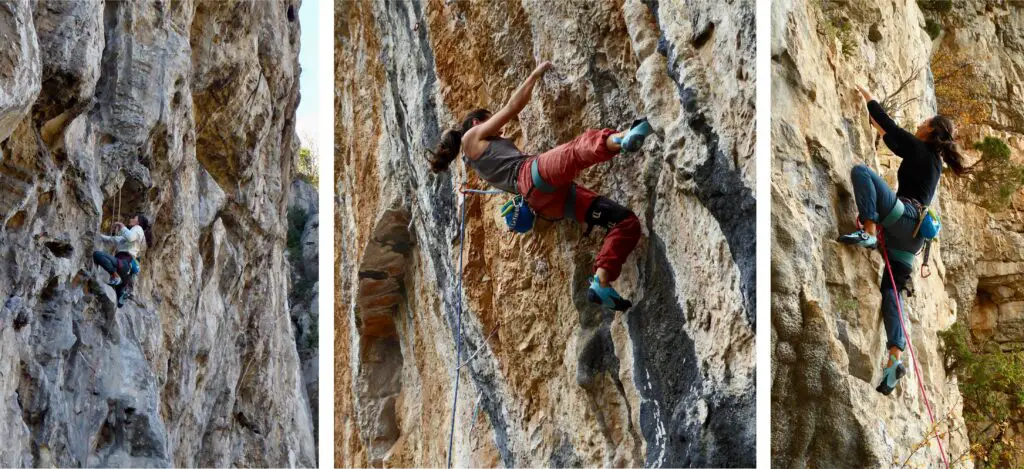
516, 128, 642, 282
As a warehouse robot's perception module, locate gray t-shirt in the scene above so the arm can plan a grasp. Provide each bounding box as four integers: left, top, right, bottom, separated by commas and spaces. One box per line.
465, 137, 528, 194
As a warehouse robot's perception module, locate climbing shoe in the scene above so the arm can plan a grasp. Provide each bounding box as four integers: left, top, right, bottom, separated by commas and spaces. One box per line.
107, 274, 122, 286
587, 275, 632, 311
117, 289, 129, 308
612, 118, 653, 153
875, 355, 906, 396
837, 230, 877, 249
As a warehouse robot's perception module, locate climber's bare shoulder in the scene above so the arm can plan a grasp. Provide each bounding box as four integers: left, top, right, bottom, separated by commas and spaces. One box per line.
462, 108, 514, 160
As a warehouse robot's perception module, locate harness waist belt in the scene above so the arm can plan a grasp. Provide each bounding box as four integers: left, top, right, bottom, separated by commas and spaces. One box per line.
880, 199, 905, 228
531, 159, 555, 193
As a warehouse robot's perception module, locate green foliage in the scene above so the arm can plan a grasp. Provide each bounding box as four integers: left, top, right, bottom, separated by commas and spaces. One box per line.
292, 276, 317, 305
939, 323, 1024, 467
306, 314, 318, 350
286, 205, 317, 305
918, 0, 953, 13
817, 2, 856, 56
924, 18, 942, 40
833, 294, 859, 315
975, 136, 1012, 161
969, 137, 1024, 212
287, 206, 307, 262
296, 147, 319, 187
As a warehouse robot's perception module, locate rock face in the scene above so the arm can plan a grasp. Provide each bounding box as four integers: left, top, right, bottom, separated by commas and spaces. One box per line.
0, 1, 315, 467
772, 0, 1024, 466
289, 178, 320, 443
337, 0, 755, 467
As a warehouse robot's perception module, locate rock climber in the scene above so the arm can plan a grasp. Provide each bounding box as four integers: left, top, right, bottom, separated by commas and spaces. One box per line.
838, 84, 969, 395
93, 213, 153, 308
427, 61, 652, 311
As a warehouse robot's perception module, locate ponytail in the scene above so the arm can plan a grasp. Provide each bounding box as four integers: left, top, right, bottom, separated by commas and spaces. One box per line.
137, 213, 154, 247
928, 115, 970, 176
426, 108, 492, 173
427, 129, 463, 173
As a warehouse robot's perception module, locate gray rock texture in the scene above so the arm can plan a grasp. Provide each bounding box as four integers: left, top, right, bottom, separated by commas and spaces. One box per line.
0, 1, 315, 467
772, 0, 1024, 467
337, 0, 755, 466
289, 177, 319, 444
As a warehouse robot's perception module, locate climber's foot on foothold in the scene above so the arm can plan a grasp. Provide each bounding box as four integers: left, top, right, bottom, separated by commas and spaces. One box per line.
588, 275, 632, 311
108, 274, 122, 286
838, 230, 877, 249
875, 355, 906, 395
611, 118, 652, 153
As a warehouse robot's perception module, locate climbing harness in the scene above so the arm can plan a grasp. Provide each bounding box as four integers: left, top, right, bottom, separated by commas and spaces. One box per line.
879, 231, 950, 469
529, 159, 577, 221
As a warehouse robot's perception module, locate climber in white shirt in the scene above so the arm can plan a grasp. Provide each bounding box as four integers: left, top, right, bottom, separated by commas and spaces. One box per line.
93, 213, 153, 307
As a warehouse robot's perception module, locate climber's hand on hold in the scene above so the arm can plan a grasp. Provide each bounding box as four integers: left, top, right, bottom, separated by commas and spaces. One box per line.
532, 61, 554, 77
469, 63, 550, 142
855, 84, 875, 102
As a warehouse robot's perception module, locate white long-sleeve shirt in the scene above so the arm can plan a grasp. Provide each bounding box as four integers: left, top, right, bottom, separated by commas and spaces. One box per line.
100, 225, 146, 258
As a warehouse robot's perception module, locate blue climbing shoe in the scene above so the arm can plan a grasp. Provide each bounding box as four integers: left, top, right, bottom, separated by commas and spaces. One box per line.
838, 230, 877, 249
875, 355, 906, 395
587, 275, 632, 311
611, 118, 653, 153
107, 274, 122, 286
117, 285, 131, 308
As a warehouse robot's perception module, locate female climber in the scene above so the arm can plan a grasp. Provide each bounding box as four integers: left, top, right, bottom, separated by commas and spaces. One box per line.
838, 84, 969, 395
427, 61, 652, 311
93, 213, 153, 308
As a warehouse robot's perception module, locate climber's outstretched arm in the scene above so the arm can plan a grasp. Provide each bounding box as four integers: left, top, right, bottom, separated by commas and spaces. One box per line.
99, 223, 132, 244
465, 61, 553, 142
856, 85, 887, 136
856, 84, 915, 157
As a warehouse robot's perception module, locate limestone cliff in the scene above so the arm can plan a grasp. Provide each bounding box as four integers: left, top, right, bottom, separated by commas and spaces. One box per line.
772, 0, 1024, 466
0, 1, 316, 466
337, 0, 755, 467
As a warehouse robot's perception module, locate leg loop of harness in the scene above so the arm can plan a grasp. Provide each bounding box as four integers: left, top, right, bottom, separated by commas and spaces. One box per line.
879, 198, 905, 229
530, 158, 577, 221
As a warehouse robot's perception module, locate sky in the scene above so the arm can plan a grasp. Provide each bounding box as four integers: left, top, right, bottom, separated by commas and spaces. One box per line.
295, 0, 326, 157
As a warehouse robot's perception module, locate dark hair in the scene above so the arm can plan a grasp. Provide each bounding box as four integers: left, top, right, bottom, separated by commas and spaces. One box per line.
427, 108, 491, 173
927, 115, 969, 176
136, 213, 154, 247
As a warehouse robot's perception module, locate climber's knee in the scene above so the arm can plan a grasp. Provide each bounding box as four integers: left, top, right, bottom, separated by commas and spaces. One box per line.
851, 164, 872, 182
93, 250, 110, 270
584, 196, 635, 231
618, 212, 642, 241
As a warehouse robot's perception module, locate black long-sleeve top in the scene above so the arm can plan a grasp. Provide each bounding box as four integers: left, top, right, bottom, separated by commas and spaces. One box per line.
868, 100, 942, 206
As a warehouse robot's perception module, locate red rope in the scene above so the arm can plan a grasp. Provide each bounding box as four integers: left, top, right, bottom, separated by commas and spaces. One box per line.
879, 232, 949, 468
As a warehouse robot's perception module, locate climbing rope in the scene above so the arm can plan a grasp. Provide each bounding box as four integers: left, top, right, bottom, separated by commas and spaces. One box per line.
115, 182, 122, 234
447, 184, 504, 468
447, 187, 469, 469
879, 232, 950, 469
109, 182, 123, 256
